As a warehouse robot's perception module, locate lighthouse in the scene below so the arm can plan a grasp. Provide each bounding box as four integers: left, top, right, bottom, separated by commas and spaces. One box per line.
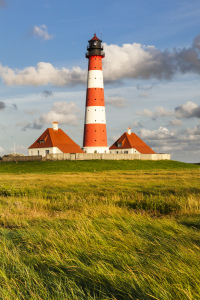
82, 34, 109, 153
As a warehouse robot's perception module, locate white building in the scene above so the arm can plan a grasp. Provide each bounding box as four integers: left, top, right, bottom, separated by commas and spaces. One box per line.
28, 122, 84, 157
109, 128, 156, 154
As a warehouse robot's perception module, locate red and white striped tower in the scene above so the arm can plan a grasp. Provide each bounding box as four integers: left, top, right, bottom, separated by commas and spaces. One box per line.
82, 34, 109, 153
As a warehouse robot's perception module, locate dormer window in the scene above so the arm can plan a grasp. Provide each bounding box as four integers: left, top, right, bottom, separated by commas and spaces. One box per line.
117, 143, 122, 147
39, 140, 45, 144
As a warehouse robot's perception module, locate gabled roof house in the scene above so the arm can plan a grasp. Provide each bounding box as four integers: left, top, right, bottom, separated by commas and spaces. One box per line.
109, 128, 155, 154
28, 122, 84, 157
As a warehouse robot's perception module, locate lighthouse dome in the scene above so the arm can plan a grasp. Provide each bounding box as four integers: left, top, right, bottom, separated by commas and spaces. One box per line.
86, 34, 105, 58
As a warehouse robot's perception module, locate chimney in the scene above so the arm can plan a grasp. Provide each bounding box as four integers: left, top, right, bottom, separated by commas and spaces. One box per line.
53, 122, 58, 130
127, 127, 131, 135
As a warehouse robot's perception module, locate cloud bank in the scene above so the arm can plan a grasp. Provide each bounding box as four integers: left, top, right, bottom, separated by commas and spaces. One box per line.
137, 101, 200, 120
139, 125, 200, 156
0, 35, 200, 86
18, 102, 81, 131
175, 101, 200, 118
0, 63, 87, 86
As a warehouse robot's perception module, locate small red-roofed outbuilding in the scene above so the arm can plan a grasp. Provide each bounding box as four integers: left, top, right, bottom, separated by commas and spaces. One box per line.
109, 128, 156, 154
28, 122, 84, 157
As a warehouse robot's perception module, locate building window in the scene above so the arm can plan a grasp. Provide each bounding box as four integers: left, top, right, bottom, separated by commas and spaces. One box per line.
124, 151, 128, 154
37, 150, 39, 156
45, 150, 49, 155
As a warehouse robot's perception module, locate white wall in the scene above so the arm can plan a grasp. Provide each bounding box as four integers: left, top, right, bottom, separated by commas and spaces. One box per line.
46, 153, 171, 161
109, 148, 140, 154
28, 147, 62, 157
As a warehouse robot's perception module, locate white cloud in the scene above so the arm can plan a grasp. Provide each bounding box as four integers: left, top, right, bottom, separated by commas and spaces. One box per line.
175, 101, 200, 118
131, 121, 143, 128
18, 102, 81, 130
32, 25, 54, 41
137, 106, 174, 118
139, 126, 175, 140
38, 101, 81, 127
106, 97, 128, 108
155, 106, 174, 117
103, 43, 174, 81
136, 124, 200, 159
0, 35, 200, 87
168, 119, 182, 126
185, 124, 200, 138
137, 109, 154, 117
0, 62, 87, 87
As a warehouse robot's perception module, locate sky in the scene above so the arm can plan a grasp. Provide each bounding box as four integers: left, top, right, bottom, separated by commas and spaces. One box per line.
0, 0, 200, 163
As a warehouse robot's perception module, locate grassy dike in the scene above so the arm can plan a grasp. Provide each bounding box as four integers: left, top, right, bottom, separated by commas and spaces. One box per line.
0, 160, 199, 299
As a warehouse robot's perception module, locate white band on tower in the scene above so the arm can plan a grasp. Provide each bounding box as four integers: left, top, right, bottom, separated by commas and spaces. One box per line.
85, 106, 106, 124
87, 70, 104, 88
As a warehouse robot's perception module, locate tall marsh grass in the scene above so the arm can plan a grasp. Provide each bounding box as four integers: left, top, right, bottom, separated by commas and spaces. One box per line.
0, 167, 199, 299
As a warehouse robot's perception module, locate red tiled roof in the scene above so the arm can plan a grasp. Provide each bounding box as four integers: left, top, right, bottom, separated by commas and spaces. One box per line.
28, 128, 84, 153
109, 132, 156, 154
90, 33, 101, 41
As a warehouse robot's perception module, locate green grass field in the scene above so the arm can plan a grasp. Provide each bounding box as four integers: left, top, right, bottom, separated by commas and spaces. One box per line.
0, 160, 199, 299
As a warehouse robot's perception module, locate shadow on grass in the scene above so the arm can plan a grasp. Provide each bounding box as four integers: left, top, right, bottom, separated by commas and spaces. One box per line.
178, 215, 200, 230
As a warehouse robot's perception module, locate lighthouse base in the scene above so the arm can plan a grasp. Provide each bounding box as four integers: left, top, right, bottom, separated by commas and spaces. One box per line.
82, 146, 109, 154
